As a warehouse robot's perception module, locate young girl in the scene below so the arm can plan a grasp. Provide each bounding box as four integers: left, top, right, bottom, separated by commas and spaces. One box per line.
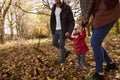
66, 27, 89, 69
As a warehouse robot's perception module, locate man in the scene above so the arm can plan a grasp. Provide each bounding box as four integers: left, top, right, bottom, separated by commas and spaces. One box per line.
50, 0, 75, 63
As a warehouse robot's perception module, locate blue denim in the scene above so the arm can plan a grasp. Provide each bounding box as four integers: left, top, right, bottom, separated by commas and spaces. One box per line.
52, 30, 66, 62
77, 53, 87, 66
91, 21, 116, 72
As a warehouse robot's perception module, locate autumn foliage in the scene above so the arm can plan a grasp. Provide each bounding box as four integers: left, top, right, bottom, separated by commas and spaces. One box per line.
0, 34, 120, 80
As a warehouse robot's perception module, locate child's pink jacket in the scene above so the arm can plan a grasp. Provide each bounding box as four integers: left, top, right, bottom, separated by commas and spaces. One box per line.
68, 29, 89, 54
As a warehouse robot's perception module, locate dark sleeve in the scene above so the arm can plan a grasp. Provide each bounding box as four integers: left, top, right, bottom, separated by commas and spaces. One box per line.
68, 6, 75, 34
50, 6, 55, 34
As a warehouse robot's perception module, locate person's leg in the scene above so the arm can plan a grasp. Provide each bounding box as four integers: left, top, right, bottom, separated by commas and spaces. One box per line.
80, 53, 87, 67
102, 47, 112, 63
77, 54, 81, 65
102, 47, 118, 71
59, 30, 66, 63
74, 54, 81, 68
52, 30, 60, 49
91, 21, 115, 73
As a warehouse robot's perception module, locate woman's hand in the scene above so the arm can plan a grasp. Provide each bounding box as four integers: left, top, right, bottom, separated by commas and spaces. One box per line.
80, 27, 84, 32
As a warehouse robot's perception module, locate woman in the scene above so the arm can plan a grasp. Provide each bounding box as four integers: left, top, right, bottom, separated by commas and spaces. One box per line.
80, 0, 120, 80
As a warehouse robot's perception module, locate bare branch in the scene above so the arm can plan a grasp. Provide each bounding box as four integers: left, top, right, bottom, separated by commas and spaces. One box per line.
42, 0, 51, 10
3, 0, 12, 18
11, 3, 50, 16
1, 0, 6, 9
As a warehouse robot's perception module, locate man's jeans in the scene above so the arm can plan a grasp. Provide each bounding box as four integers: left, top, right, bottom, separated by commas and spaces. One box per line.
52, 30, 67, 62
91, 21, 116, 72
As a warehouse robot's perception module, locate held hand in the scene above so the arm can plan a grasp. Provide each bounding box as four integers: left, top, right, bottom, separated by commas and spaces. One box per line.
65, 32, 71, 37
80, 27, 84, 32
81, 20, 88, 27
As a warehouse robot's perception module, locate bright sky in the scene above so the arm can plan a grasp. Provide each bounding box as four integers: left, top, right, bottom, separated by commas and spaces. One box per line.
4, 0, 80, 34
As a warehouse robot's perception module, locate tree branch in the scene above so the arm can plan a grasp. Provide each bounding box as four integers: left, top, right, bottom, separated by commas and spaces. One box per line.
11, 4, 50, 16
3, 0, 12, 18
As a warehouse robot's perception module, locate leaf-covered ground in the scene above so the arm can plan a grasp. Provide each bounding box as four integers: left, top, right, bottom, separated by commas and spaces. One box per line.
0, 34, 120, 80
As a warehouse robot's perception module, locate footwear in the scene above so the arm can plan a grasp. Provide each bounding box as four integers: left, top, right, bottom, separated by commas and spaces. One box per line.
60, 52, 66, 63
75, 63, 80, 68
83, 66, 87, 70
60, 51, 71, 63
93, 72, 104, 80
105, 63, 118, 72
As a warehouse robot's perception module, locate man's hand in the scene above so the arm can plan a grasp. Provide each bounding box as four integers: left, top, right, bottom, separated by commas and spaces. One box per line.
65, 32, 71, 37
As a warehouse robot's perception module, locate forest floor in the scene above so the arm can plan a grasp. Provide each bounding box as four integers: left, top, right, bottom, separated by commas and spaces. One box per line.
0, 34, 120, 80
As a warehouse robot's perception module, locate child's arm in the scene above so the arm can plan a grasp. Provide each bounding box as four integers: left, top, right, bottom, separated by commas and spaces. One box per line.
80, 28, 86, 38
67, 36, 75, 41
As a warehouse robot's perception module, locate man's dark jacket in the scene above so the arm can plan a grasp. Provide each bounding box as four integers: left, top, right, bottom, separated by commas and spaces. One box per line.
50, 2, 75, 39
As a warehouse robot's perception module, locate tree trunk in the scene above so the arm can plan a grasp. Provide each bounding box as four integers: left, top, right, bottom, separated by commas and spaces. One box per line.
10, 25, 13, 40
15, 25, 19, 38
0, 0, 12, 43
0, 16, 5, 44
20, 26, 24, 38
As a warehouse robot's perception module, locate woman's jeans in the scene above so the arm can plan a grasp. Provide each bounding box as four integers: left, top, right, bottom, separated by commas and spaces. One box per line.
52, 30, 66, 62
91, 21, 116, 72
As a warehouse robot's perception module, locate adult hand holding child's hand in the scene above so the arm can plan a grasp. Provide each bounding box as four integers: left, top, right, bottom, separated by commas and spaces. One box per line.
65, 32, 70, 37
